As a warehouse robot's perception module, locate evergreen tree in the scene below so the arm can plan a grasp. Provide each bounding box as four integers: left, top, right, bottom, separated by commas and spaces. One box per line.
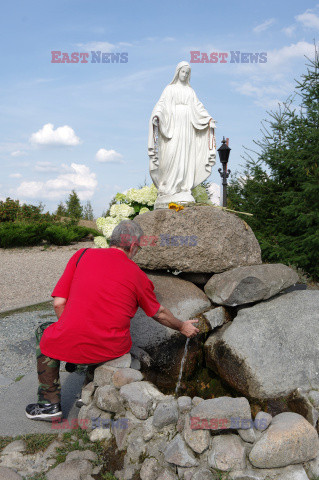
228, 55, 319, 279
66, 190, 83, 219
55, 201, 67, 217
83, 200, 94, 220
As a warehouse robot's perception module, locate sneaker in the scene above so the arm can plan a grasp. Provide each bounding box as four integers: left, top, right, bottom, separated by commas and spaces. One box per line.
25, 402, 62, 421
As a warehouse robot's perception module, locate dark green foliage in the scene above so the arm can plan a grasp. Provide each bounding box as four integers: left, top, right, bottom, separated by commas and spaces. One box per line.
65, 190, 83, 219
228, 55, 319, 279
0, 223, 49, 248
44, 225, 98, 246
43, 225, 79, 246
0, 222, 99, 248
55, 201, 68, 217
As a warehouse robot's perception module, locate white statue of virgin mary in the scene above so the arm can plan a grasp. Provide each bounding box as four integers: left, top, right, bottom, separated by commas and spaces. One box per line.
148, 61, 216, 209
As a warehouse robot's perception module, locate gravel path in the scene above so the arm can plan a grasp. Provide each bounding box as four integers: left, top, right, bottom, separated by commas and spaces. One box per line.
0, 241, 93, 313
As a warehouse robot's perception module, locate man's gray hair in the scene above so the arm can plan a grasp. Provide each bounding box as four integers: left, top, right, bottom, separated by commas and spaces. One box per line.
109, 220, 144, 252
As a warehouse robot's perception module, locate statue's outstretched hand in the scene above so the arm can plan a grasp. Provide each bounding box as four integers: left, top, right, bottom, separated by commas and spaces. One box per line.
180, 319, 199, 338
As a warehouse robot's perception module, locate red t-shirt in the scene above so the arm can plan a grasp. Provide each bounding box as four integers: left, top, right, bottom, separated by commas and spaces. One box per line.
40, 248, 161, 364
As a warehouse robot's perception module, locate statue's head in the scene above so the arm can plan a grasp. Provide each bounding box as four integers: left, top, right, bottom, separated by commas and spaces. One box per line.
170, 61, 191, 85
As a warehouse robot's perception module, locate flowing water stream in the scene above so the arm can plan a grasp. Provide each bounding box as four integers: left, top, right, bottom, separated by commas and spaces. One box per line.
175, 337, 190, 395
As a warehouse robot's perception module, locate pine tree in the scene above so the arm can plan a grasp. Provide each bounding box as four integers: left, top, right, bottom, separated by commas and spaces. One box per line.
66, 190, 83, 220
228, 54, 319, 279
55, 201, 67, 217
83, 201, 94, 220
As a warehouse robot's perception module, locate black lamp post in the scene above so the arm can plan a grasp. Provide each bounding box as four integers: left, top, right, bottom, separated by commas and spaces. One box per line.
218, 137, 231, 207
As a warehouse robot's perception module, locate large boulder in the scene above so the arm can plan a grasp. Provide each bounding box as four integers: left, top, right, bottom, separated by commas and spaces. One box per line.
249, 412, 319, 468
205, 290, 319, 399
130, 272, 211, 351
134, 206, 261, 273
204, 264, 299, 306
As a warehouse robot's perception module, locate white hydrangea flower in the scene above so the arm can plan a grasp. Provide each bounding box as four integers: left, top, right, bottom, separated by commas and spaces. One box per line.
96, 216, 119, 233
102, 223, 117, 239
96, 217, 106, 232
101, 216, 131, 239
94, 236, 108, 248
139, 207, 150, 215
110, 203, 135, 219
125, 184, 157, 206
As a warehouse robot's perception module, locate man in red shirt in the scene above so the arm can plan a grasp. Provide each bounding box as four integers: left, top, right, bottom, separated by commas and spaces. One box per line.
26, 220, 199, 421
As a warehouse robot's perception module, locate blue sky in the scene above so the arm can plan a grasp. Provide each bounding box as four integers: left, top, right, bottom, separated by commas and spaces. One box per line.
1, 0, 318, 216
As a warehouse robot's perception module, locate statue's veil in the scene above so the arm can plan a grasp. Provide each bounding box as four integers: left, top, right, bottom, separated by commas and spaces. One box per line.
170, 61, 191, 85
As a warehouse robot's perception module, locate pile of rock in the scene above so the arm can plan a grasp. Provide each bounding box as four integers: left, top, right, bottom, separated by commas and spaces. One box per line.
74, 352, 319, 480
0, 440, 101, 480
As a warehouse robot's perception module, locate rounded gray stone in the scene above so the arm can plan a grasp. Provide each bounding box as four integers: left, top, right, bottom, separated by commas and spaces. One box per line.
204, 263, 299, 306
190, 396, 251, 430
46, 459, 92, 480
112, 368, 143, 388
134, 206, 261, 273
164, 434, 198, 467
254, 411, 272, 431
249, 412, 319, 468
94, 385, 125, 413
153, 400, 179, 428
208, 434, 246, 471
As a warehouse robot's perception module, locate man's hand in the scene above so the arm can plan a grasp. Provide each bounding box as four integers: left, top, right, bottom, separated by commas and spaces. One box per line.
180, 319, 199, 338
152, 306, 199, 338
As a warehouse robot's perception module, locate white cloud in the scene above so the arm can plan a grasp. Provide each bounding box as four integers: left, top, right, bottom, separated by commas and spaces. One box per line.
269, 41, 315, 64
34, 161, 61, 173
9, 173, 22, 178
95, 148, 124, 163
30, 123, 81, 147
282, 25, 296, 37
76, 41, 115, 52
232, 79, 293, 98
253, 18, 275, 33
11, 150, 26, 157
231, 41, 315, 107
296, 9, 319, 29
16, 163, 97, 200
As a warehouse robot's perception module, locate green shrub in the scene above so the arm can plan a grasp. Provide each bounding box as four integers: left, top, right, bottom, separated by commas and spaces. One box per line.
44, 225, 99, 246
44, 225, 77, 246
0, 221, 99, 248
0, 222, 48, 248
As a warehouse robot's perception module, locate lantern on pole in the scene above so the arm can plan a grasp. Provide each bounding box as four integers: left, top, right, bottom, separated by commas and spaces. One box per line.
218, 137, 231, 207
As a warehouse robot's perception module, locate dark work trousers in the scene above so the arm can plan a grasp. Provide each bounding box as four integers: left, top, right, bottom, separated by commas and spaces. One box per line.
35, 322, 100, 404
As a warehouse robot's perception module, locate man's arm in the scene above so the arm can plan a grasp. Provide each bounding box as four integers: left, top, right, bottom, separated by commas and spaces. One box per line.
53, 297, 67, 319
152, 305, 199, 338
